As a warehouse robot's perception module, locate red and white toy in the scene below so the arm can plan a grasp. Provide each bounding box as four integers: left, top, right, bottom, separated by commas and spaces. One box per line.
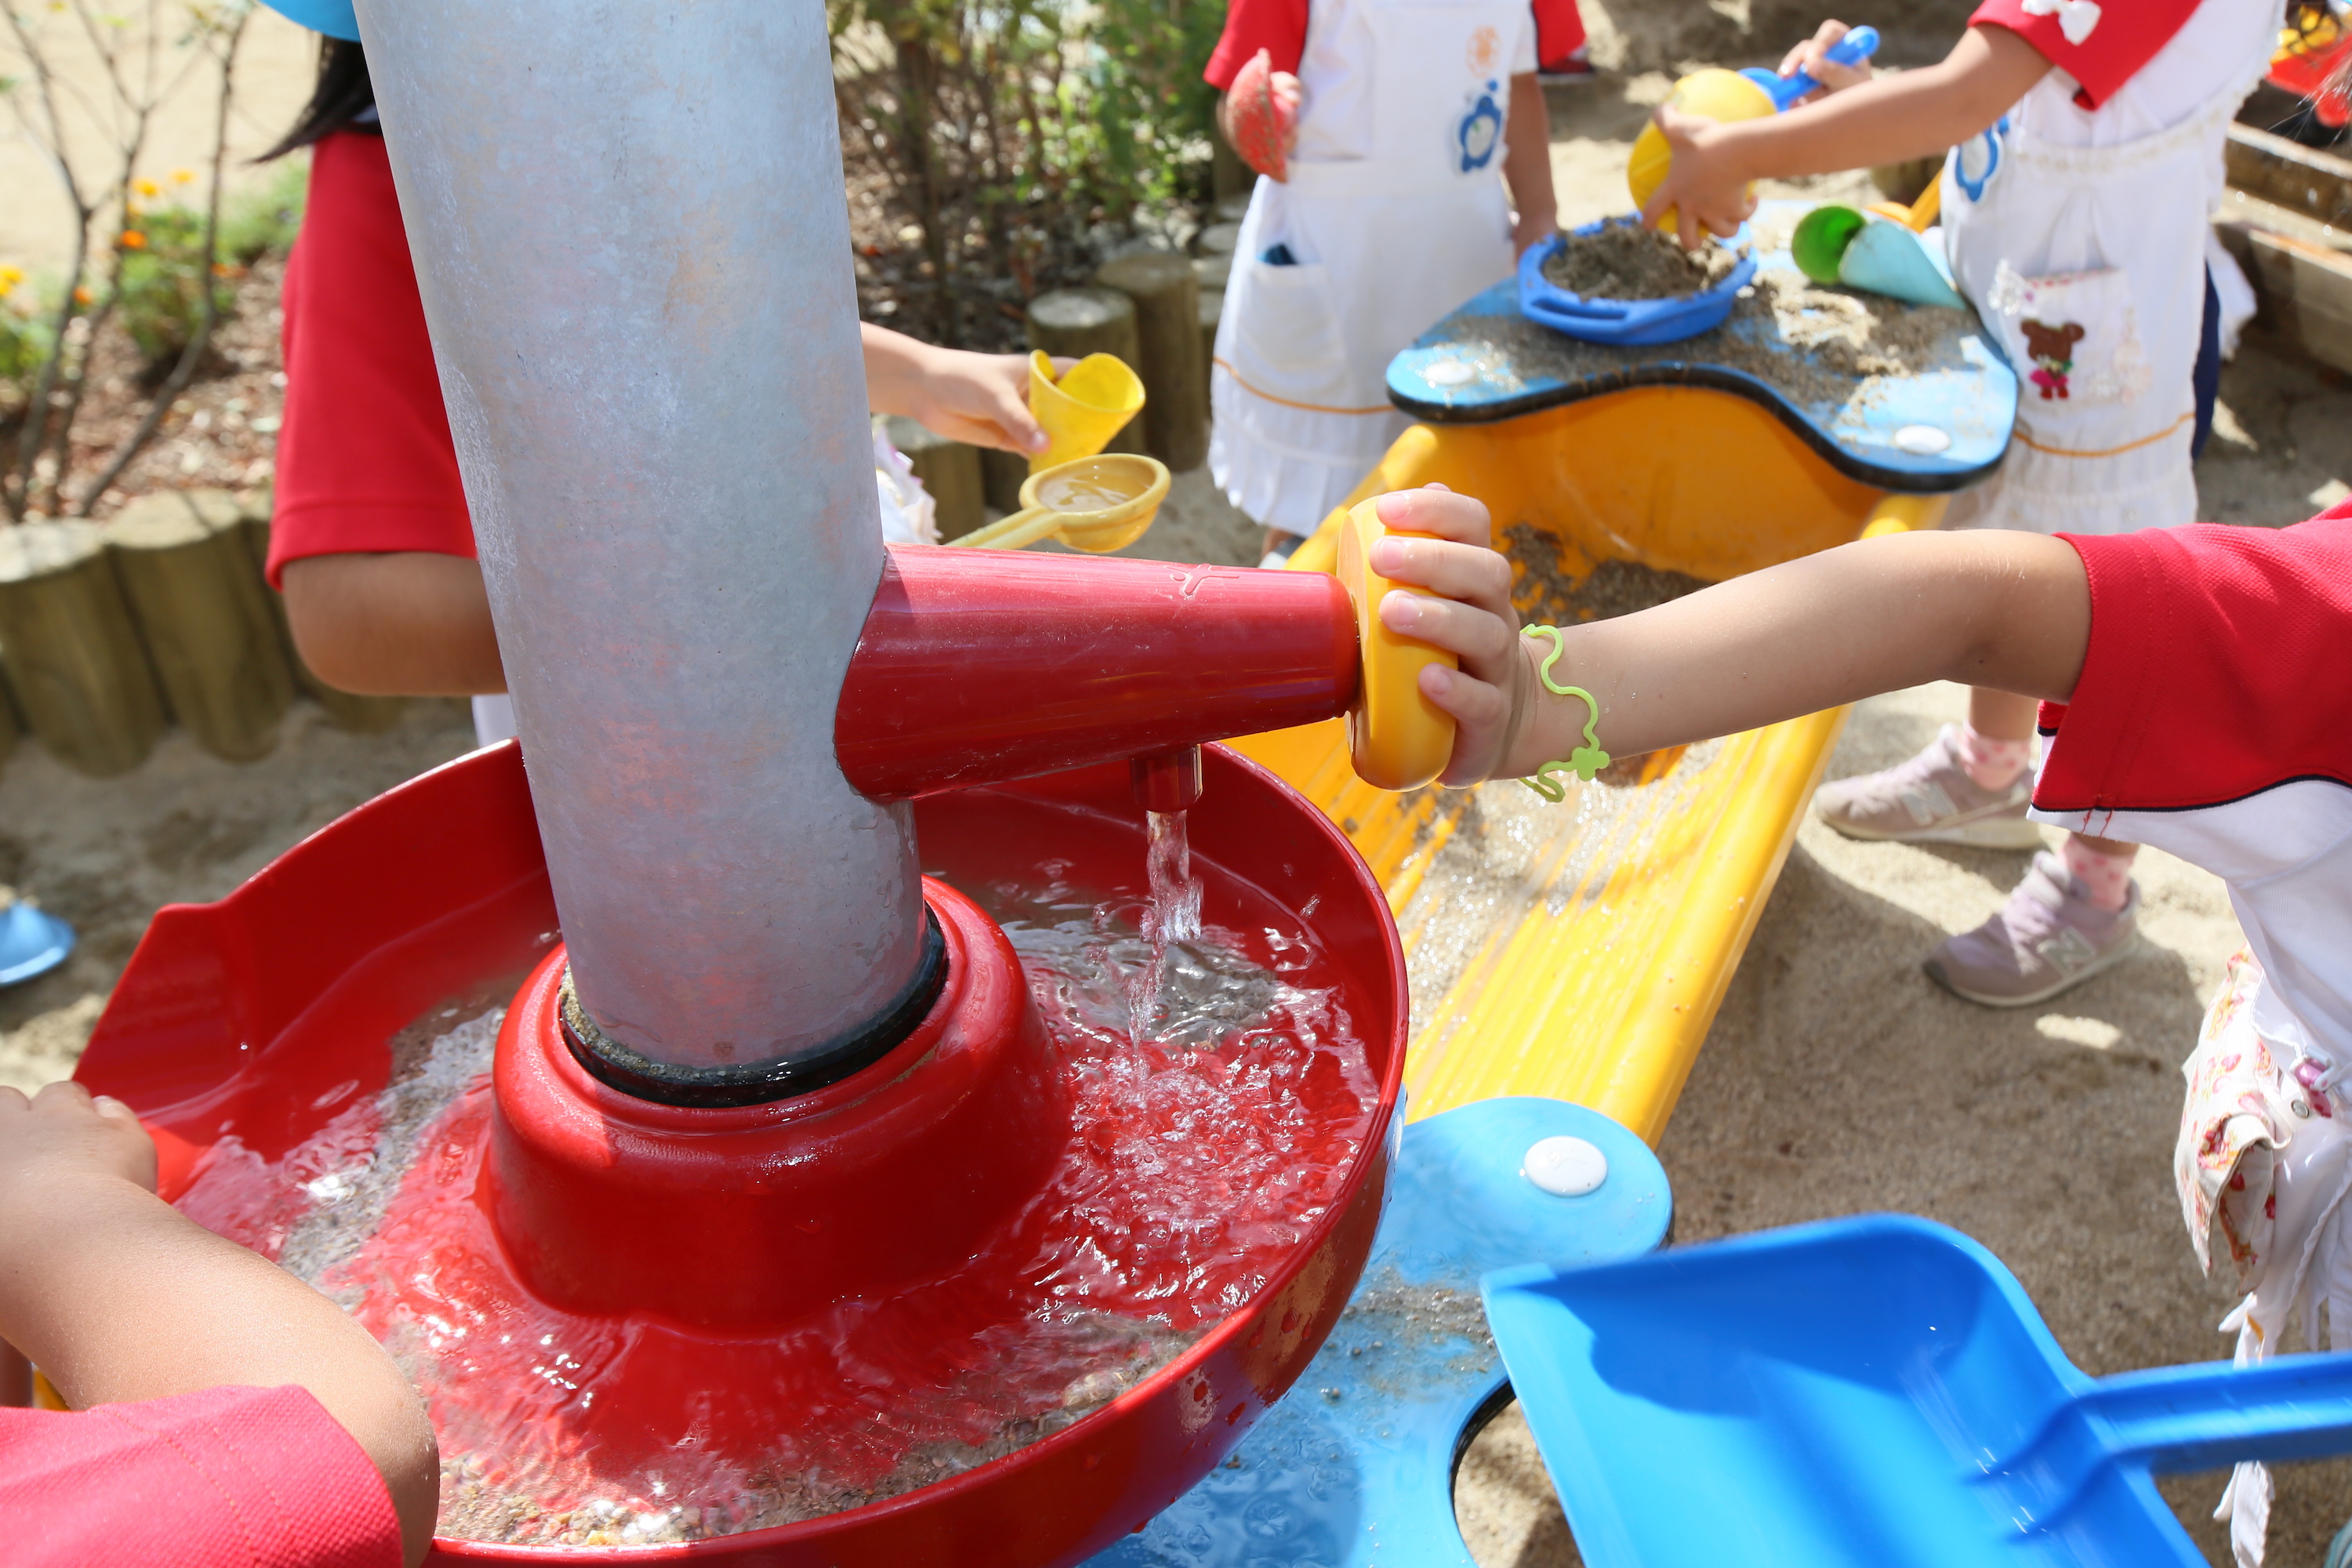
1227, 47, 1297, 183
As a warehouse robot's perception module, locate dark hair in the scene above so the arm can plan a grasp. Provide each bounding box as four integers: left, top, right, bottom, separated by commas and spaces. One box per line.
257, 36, 377, 162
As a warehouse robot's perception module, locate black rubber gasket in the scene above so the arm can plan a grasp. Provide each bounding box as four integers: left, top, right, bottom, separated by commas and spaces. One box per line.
1390, 358, 2004, 495
559, 905, 949, 1107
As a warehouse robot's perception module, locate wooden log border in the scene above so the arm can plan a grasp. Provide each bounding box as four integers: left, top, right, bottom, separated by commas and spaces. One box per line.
0, 488, 410, 781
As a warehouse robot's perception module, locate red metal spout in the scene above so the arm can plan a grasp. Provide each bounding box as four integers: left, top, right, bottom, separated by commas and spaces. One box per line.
834, 547, 1359, 801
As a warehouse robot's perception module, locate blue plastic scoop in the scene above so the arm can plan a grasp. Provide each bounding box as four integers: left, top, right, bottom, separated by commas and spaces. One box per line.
1740, 24, 1879, 109
1483, 1214, 2352, 1566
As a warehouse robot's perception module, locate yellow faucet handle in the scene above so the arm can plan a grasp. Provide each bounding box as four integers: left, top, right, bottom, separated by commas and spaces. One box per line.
1335, 499, 1458, 791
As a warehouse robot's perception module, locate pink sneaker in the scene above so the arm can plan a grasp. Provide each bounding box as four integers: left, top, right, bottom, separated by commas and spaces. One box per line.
1923, 850, 2142, 1007
1813, 725, 2045, 849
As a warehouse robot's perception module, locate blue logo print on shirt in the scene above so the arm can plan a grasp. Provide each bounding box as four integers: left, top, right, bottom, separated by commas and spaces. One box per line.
1457, 84, 1503, 173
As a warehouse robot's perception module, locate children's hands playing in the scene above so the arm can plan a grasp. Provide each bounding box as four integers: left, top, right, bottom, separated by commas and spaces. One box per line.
0, 1082, 157, 1218
907, 347, 1070, 456
1361, 486, 1546, 787
1776, 19, 1875, 103
861, 323, 1073, 458
1639, 105, 1755, 248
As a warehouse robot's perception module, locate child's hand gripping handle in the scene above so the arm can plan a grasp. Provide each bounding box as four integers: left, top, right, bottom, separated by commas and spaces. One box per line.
1748, 24, 1879, 109
1336, 499, 1458, 790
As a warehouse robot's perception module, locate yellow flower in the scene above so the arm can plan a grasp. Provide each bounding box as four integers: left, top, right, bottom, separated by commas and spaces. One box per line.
124, 201, 142, 219
120, 230, 147, 249
134, 178, 159, 198
172, 169, 195, 184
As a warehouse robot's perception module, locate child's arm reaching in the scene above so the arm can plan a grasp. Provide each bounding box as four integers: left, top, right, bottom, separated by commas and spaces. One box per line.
1363, 487, 2090, 786
1642, 21, 2050, 243
0, 1082, 439, 1566
1504, 72, 1560, 256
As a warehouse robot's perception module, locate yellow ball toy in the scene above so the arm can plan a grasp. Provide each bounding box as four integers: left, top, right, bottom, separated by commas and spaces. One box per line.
1627, 68, 1776, 240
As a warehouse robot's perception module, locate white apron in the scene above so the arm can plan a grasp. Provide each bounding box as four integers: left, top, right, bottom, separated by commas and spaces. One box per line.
1940, 13, 2271, 536
1210, 0, 1523, 535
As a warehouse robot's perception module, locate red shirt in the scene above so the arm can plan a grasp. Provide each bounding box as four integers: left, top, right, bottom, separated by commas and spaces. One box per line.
2032, 506, 2352, 1069
1969, 0, 2201, 109
0, 1384, 402, 1567
2036, 507, 2352, 815
268, 130, 474, 588
1204, 0, 1576, 88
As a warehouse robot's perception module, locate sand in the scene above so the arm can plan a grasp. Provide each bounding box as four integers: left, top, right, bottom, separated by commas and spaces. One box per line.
1540, 222, 1744, 302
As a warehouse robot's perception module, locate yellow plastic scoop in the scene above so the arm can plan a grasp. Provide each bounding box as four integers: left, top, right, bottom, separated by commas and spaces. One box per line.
1334, 499, 1457, 791
1029, 351, 1145, 472
948, 452, 1171, 553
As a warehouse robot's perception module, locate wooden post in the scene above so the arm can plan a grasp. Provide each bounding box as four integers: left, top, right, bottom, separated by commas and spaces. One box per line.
1212, 131, 1251, 205
1094, 252, 1207, 471
1199, 287, 1224, 421
881, 416, 986, 541
107, 491, 296, 763
1027, 287, 1146, 455
979, 447, 1027, 514
1197, 220, 1241, 260
234, 506, 409, 733
0, 521, 168, 776
0, 666, 19, 768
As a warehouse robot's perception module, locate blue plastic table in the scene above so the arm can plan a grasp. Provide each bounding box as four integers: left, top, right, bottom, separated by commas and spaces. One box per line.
1385, 201, 2016, 493
1085, 1097, 1671, 1567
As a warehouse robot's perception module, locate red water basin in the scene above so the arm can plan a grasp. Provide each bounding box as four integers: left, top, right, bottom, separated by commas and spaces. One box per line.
74, 740, 1406, 1566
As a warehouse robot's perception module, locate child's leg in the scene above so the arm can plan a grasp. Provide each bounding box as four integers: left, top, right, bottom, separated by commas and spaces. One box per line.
1812, 684, 2042, 849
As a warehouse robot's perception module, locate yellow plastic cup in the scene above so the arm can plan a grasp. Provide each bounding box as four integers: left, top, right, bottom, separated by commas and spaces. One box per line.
1029, 351, 1145, 473
1627, 68, 1776, 240
1335, 499, 1457, 792
948, 452, 1171, 553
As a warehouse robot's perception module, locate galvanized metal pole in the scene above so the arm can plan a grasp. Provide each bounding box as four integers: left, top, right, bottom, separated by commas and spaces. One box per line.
355, 1, 931, 1094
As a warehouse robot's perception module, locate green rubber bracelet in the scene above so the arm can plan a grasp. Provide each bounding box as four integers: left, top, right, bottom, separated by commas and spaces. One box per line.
1519, 624, 1610, 800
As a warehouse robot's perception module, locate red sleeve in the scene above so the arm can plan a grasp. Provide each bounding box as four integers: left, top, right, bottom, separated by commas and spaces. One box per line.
1968, 0, 2201, 109
1531, 0, 1586, 68
0, 1385, 402, 1568
1204, 0, 1310, 89
268, 129, 474, 588
2033, 506, 2352, 815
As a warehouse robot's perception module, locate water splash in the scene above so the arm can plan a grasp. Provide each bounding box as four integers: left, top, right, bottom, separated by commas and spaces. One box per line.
172, 859, 1374, 1545
1127, 808, 1204, 1043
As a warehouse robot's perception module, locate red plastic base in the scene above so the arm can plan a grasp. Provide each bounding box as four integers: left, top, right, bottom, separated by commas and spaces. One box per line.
77, 742, 1406, 1567
490, 880, 1065, 1327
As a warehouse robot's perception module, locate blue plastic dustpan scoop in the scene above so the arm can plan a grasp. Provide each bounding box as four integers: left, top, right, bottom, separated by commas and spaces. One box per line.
0, 898, 73, 988
1483, 1214, 2352, 1567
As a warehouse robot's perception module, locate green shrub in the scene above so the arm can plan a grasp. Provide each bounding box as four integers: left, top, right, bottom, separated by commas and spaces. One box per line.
0, 270, 51, 405
114, 201, 239, 372
218, 156, 308, 264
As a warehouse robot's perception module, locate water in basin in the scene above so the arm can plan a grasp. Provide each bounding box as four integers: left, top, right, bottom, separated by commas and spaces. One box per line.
171, 844, 1375, 1547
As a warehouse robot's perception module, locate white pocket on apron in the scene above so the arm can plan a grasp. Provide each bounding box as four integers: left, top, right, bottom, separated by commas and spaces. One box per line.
1228, 254, 1355, 410
1985, 260, 2153, 409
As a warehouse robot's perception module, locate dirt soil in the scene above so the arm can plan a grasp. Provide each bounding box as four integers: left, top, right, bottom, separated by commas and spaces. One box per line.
1540, 222, 1744, 302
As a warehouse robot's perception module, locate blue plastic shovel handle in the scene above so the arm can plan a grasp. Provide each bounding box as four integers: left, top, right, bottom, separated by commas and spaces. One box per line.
1985, 1351, 2352, 1527
1742, 24, 1879, 111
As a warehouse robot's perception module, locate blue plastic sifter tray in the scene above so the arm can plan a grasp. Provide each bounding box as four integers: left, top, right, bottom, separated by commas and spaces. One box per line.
1518, 216, 1756, 347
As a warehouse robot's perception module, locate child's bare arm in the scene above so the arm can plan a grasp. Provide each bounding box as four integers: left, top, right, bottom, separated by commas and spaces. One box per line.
1366, 487, 2090, 786
281, 550, 505, 697
0, 1083, 439, 1568
862, 322, 1058, 457
1504, 72, 1559, 256
1642, 23, 2050, 242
